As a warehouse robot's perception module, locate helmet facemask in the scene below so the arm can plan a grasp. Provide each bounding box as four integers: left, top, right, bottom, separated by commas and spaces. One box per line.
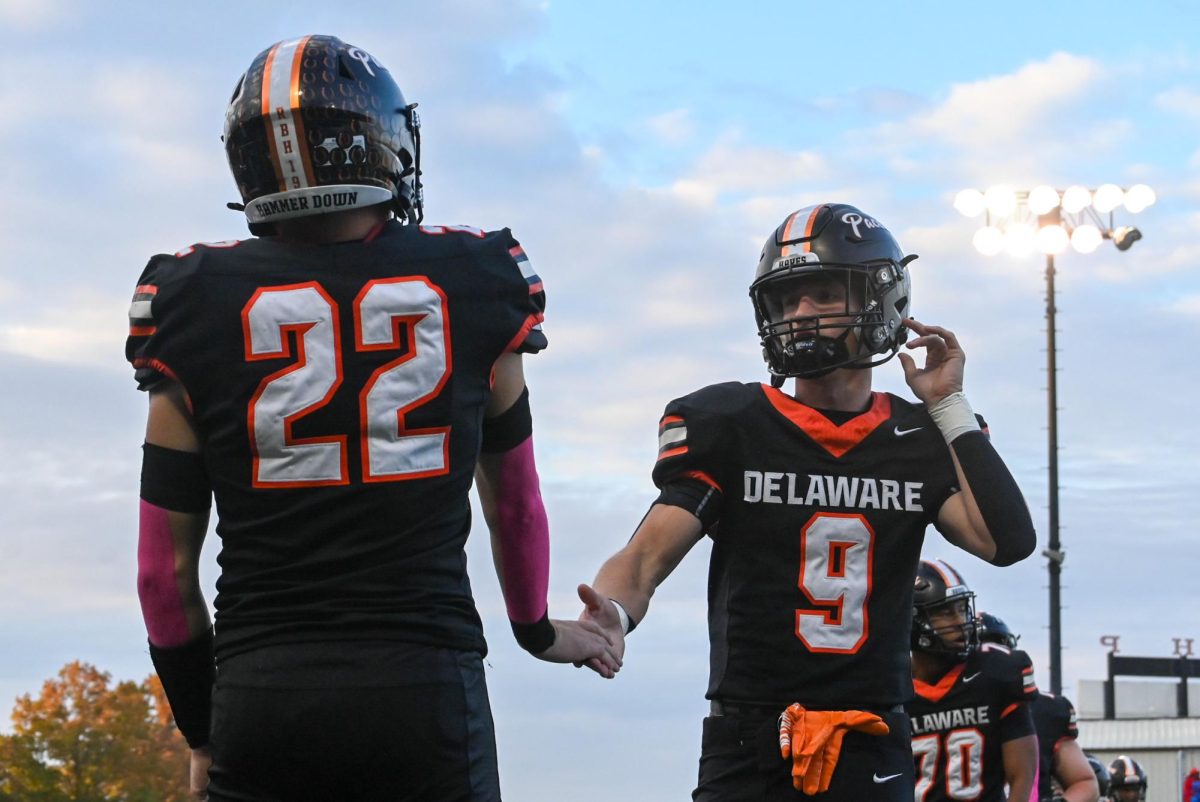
752, 260, 906, 385
912, 592, 978, 660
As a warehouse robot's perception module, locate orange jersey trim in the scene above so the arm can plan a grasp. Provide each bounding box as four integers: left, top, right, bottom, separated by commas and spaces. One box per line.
760, 386, 891, 458
1000, 702, 1021, 719
657, 445, 688, 461
913, 663, 965, 703
683, 469, 721, 492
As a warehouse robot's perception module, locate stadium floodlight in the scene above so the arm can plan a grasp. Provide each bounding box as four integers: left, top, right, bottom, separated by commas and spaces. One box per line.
1036, 224, 1070, 255
1123, 184, 1156, 213
984, 185, 1018, 216
1113, 226, 1143, 251
954, 189, 987, 218
1003, 222, 1036, 257
1093, 183, 1124, 213
1028, 185, 1061, 215
1070, 224, 1102, 254
972, 225, 1005, 255
954, 181, 1153, 700
1061, 185, 1092, 213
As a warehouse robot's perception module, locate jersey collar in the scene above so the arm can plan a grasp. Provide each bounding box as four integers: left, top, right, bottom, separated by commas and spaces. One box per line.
913, 662, 966, 703
760, 385, 891, 458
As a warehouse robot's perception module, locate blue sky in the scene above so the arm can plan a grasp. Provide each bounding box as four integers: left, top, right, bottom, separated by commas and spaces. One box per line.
1, 1, 1198, 798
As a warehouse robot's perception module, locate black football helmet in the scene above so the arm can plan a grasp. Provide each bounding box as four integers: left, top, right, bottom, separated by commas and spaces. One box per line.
912, 559, 977, 658
1085, 753, 1111, 797
224, 35, 423, 234
1108, 755, 1147, 800
976, 611, 1020, 649
750, 203, 915, 385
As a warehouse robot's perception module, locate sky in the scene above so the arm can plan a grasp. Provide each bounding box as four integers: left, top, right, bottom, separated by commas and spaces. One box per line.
1, 0, 1198, 797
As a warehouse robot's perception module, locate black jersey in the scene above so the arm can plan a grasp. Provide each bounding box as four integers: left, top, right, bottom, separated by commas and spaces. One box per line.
652, 381, 965, 708
126, 221, 545, 661
908, 644, 1038, 802
1031, 691, 1079, 801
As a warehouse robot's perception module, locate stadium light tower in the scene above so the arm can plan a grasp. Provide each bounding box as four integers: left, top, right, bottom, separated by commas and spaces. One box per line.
954, 183, 1155, 696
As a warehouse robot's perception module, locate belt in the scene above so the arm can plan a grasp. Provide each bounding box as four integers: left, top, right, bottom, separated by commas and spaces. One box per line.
709, 700, 903, 717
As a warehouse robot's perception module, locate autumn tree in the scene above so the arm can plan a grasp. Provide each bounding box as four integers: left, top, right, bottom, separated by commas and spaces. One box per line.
0, 661, 191, 801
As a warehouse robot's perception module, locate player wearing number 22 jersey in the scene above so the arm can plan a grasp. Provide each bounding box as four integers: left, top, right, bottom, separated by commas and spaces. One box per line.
127, 33, 619, 802
578, 204, 1036, 801
128, 221, 541, 660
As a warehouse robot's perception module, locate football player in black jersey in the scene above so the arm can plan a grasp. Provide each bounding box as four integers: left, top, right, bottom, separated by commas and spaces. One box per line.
576, 204, 1036, 800
978, 612, 1099, 802
128, 35, 619, 801
908, 561, 1038, 802
1107, 756, 1148, 802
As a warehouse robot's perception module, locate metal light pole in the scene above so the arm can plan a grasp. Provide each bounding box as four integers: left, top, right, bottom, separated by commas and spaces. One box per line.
954, 183, 1155, 696
1044, 252, 1063, 695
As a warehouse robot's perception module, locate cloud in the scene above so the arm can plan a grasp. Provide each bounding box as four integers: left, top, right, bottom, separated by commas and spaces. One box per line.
1169, 294, 1200, 315
0, 290, 129, 368
910, 52, 1104, 150
664, 132, 831, 208
0, 0, 74, 31
1155, 86, 1200, 121
646, 108, 695, 145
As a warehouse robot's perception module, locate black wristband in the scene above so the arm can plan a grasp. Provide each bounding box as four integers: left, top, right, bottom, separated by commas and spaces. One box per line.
148, 628, 215, 748
950, 430, 1037, 567
481, 387, 533, 453
510, 611, 556, 654
141, 443, 212, 513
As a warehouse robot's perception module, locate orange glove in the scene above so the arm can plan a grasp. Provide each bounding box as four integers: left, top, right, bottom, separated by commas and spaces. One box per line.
777, 703, 890, 795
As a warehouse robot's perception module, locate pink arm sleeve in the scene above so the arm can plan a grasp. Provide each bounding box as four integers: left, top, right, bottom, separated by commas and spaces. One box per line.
137, 499, 193, 647
487, 436, 550, 624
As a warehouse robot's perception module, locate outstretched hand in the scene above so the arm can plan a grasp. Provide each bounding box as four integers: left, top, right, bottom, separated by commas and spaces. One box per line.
897, 318, 965, 406
574, 583, 627, 678
534, 614, 622, 678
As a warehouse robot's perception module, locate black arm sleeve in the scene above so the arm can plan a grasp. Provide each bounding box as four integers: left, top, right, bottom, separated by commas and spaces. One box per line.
148, 627, 215, 749
950, 430, 1036, 566
654, 476, 723, 530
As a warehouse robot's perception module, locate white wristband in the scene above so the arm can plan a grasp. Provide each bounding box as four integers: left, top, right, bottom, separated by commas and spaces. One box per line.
610, 599, 631, 635
927, 391, 980, 445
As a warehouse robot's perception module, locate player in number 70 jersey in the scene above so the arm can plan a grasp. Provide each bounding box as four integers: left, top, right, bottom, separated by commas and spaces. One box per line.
575, 204, 1037, 800
907, 561, 1039, 802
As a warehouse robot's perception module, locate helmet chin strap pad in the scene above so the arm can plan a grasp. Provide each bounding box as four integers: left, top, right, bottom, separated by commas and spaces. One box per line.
773, 329, 853, 380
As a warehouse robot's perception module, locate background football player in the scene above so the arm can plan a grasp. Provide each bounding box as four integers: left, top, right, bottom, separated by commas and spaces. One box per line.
908, 561, 1038, 802
1084, 755, 1111, 801
977, 612, 1099, 802
576, 204, 1037, 800
1107, 756, 1148, 802
128, 34, 619, 801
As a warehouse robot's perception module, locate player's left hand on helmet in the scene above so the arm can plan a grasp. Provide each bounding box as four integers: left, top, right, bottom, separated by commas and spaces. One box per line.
778, 704, 889, 794
897, 318, 965, 405
535, 617, 622, 678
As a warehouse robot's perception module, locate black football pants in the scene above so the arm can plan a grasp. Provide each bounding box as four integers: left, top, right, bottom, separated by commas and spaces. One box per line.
206, 641, 500, 801
693, 707, 914, 802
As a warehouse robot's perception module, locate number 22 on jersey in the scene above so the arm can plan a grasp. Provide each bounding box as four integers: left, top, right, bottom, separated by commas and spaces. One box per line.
242, 278, 451, 487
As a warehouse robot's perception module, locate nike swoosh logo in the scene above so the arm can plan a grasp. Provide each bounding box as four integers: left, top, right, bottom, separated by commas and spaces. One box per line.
894, 426, 923, 437
963, 672, 982, 683
873, 773, 903, 784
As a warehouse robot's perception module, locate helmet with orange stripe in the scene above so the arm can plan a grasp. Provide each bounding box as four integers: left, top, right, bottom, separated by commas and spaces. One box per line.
911, 559, 977, 659
750, 203, 915, 386
224, 35, 422, 235
1108, 755, 1147, 801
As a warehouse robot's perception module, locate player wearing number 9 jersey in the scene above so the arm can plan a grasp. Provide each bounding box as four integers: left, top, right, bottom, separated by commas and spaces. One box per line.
127, 34, 619, 802
577, 204, 1036, 801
